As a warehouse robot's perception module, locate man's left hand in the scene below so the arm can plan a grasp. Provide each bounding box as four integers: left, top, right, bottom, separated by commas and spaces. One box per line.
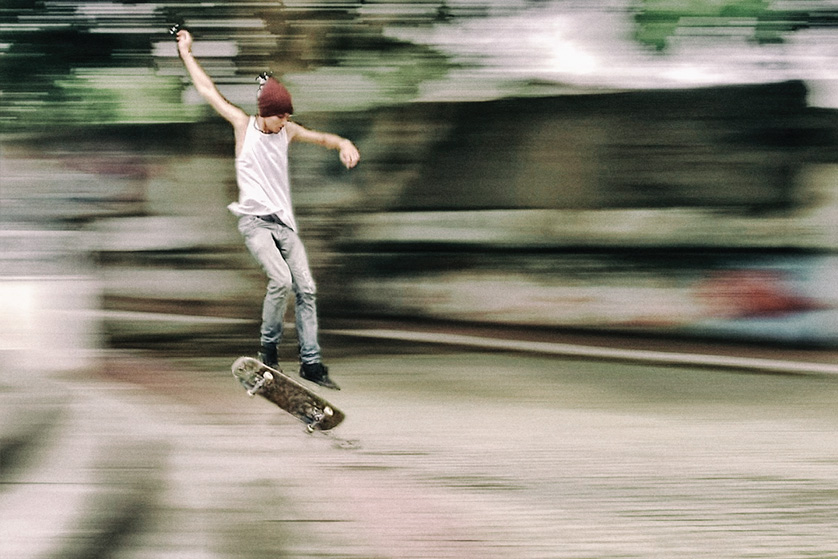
339, 141, 360, 169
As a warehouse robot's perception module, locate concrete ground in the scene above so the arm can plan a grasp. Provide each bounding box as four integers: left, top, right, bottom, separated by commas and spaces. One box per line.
4, 331, 838, 559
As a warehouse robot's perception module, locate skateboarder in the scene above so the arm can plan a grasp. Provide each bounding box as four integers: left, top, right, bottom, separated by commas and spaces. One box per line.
176, 29, 358, 390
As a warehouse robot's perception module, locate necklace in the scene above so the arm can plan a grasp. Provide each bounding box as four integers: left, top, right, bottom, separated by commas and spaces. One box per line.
254, 118, 269, 134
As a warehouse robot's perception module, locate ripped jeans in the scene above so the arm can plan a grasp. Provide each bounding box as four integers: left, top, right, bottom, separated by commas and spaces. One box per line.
237, 214, 321, 364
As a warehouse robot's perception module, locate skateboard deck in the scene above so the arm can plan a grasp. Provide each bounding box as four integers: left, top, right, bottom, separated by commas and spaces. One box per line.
232, 357, 345, 432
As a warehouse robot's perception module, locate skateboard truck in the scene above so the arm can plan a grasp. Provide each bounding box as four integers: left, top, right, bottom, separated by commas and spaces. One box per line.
246, 371, 273, 397
304, 404, 334, 433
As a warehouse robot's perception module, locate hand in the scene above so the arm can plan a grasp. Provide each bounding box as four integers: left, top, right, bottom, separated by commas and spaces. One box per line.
176, 29, 193, 58
339, 141, 360, 169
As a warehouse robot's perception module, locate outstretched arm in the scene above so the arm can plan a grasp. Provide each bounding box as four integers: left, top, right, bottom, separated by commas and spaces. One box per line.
176, 30, 248, 130
286, 122, 361, 169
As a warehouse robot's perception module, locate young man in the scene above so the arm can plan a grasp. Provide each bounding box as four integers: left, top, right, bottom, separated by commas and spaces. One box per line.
176, 29, 359, 389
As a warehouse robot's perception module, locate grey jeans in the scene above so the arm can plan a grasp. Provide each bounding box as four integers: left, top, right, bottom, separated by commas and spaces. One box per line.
237, 214, 321, 364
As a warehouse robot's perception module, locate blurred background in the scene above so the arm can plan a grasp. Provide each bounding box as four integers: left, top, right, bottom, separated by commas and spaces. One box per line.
3, 0, 837, 364
3, 1, 838, 558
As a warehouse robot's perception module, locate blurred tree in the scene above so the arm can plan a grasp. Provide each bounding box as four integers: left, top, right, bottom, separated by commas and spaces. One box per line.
632, 0, 828, 51
0, 0, 452, 128
3, 0, 837, 128
0, 0, 184, 126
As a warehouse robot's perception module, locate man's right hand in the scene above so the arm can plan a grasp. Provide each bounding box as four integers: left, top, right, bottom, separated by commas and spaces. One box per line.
176, 29, 193, 58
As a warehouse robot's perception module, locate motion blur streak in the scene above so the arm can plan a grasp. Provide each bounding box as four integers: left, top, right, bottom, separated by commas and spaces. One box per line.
2, 1, 838, 558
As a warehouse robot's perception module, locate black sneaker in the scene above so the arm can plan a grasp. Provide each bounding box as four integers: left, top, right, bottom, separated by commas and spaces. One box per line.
300, 362, 340, 390
258, 345, 278, 369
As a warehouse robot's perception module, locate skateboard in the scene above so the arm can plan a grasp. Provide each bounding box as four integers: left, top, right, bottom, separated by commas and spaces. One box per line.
231, 357, 345, 432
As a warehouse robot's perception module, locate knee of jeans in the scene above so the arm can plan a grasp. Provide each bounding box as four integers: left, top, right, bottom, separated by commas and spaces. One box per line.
267, 279, 292, 297
297, 282, 316, 297
296, 289, 317, 305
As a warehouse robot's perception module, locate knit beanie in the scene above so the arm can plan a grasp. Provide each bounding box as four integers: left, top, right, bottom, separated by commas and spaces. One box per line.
257, 78, 294, 117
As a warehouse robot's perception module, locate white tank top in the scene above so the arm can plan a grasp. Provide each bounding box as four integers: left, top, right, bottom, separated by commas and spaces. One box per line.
229, 116, 297, 231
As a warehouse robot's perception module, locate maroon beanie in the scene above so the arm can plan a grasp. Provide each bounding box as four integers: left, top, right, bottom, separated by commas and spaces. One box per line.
258, 78, 294, 116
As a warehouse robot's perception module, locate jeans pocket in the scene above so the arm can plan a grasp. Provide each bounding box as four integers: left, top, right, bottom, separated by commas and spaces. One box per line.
237, 215, 260, 236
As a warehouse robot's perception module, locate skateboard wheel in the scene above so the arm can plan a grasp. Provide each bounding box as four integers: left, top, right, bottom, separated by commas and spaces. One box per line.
263, 372, 273, 381
323, 406, 333, 417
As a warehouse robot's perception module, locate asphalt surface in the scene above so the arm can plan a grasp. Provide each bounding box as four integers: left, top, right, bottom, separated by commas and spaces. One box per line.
5, 334, 838, 559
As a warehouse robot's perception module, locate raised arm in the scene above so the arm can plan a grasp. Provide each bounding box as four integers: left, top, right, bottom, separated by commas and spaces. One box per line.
176, 30, 248, 130
286, 122, 361, 169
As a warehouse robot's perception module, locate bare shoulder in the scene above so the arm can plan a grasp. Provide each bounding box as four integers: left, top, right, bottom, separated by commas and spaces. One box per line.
229, 110, 251, 134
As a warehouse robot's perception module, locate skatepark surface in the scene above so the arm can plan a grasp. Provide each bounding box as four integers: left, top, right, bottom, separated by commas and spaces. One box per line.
4, 329, 838, 559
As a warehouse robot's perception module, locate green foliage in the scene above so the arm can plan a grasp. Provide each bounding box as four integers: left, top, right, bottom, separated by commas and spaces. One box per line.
633, 0, 792, 51
0, 0, 450, 130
